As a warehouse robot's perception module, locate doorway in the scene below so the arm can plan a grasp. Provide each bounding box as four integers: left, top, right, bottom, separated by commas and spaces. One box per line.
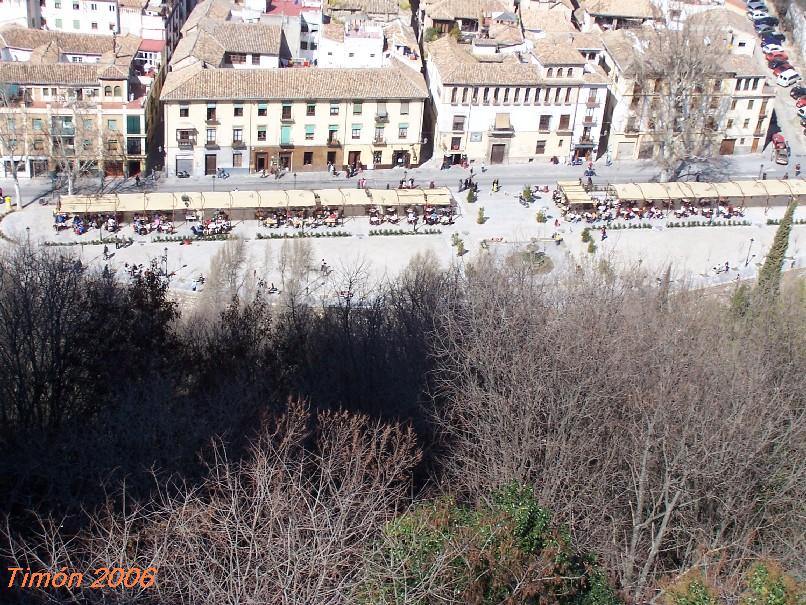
205, 154, 217, 175
490, 144, 506, 164
347, 150, 361, 167
127, 160, 141, 176
279, 152, 291, 169
327, 151, 336, 165
719, 139, 736, 155
255, 153, 267, 172
392, 150, 410, 167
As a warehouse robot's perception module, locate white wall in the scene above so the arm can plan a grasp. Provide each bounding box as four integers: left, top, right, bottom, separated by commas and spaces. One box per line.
42, 0, 120, 34
1, 0, 41, 28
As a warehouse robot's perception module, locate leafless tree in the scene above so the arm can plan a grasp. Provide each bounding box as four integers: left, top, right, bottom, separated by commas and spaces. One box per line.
3, 401, 421, 604
432, 259, 806, 600
0, 88, 32, 209
630, 23, 730, 181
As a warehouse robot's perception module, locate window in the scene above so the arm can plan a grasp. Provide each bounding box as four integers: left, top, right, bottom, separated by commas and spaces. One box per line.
109, 3, 114, 9
305, 124, 315, 140
351, 125, 361, 139
233, 128, 243, 142
558, 115, 570, 130
107, 138, 118, 151
554, 88, 561, 104
564, 88, 571, 103
281, 103, 291, 119
179, 106, 189, 117
32, 118, 43, 130
55, 1, 61, 7
301, 42, 308, 50
330, 101, 339, 115
747, 99, 754, 110
400, 100, 409, 114
206, 129, 216, 144
535, 140, 546, 154
258, 103, 267, 117
306, 103, 315, 116
104, 86, 112, 96
373, 150, 382, 164
113, 85, 121, 96
303, 151, 313, 165
348, 52, 354, 58
450, 136, 461, 151
513, 88, 519, 103
83, 119, 92, 129
547, 68, 554, 77
107, 119, 117, 130
539, 115, 551, 131
760, 99, 768, 114
72, 56, 82, 62
90, 2, 96, 8
524, 88, 531, 104
229, 53, 246, 64
55, 18, 62, 27
251, 55, 260, 65
109, 23, 114, 30
233, 152, 242, 167
452, 115, 465, 131
206, 106, 217, 121
91, 22, 97, 29
234, 105, 243, 117
72, 2, 78, 8
730, 99, 737, 110
353, 101, 363, 115
73, 20, 80, 29
398, 124, 408, 138
451, 88, 457, 104
257, 127, 266, 141
374, 126, 384, 142
726, 119, 734, 129
462, 88, 468, 104
743, 119, 750, 129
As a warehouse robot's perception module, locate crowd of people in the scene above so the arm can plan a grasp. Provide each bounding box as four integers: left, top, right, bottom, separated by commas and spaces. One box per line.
132, 214, 176, 236
53, 212, 122, 235
190, 211, 232, 236
558, 194, 745, 225
369, 205, 454, 227
260, 208, 344, 229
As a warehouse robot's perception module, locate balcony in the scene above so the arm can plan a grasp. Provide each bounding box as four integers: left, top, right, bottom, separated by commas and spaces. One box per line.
327, 138, 341, 147
204, 140, 219, 149
178, 139, 194, 149
582, 116, 597, 126
586, 99, 600, 108
279, 141, 294, 148
578, 136, 594, 145
451, 124, 466, 133
373, 137, 387, 145
205, 115, 220, 125
232, 140, 246, 149
375, 112, 389, 123
127, 139, 143, 155
281, 113, 294, 123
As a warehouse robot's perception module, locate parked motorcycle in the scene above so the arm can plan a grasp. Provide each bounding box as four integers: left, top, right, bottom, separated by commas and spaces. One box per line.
584, 168, 596, 177
216, 168, 230, 179
177, 170, 190, 178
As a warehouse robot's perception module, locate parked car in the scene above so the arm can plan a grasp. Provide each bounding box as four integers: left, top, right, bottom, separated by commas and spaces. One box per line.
789, 85, 806, 99
754, 15, 779, 26
756, 24, 775, 34
799, 106, 806, 119
746, 0, 767, 8
762, 31, 786, 44
765, 50, 788, 61
748, 8, 770, 18
769, 58, 790, 69
773, 63, 795, 76
762, 42, 784, 53
777, 69, 802, 87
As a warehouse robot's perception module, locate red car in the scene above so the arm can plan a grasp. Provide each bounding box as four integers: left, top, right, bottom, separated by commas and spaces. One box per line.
797, 97, 806, 108
765, 50, 788, 62
773, 63, 795, 76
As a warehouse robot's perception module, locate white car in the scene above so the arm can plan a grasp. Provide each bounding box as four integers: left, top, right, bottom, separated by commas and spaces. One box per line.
799, 106, 806, 119
747, 8, 770, 19
762, 43, 784, 53
746, 0, 766, 9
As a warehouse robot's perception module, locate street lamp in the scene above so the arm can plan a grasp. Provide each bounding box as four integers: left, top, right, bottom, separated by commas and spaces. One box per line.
162, 246, 168, 277
293, 172, 297, 189
758, 164, 764, 179
745, 238, 754, 267
212, 174, 217, 191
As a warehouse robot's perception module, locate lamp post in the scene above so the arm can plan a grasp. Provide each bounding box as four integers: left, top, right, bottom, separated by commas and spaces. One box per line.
212, 174, 217, 191
758, 164, 764, 179
293, 172, 297, 189
162, 246, 168, 278
745, 237, 754, 267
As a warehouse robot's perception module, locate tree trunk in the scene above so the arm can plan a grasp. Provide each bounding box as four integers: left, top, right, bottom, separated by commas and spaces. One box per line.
13, 172, 22, 210
67, 173, 74, 196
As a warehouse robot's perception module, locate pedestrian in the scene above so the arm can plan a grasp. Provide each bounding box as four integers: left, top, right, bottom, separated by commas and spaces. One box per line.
135, 175, 140, 187
459, 178, 464, 191
470, 166, 474, 177
103, 244, 109, 259
409, 177, 414, 188
724, 261, 729, 273
796, 163, 801, 177
399, 179, 405, 188
784, 172, 789, 180
554, 218, 560, 228
321, 259, 328, 273
601, 227, 607, 241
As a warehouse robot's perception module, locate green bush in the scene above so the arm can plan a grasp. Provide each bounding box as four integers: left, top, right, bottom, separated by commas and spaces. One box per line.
536, 210, 547, 223
424, 27, 440, 42
581, 227, 591, 242
477, 207, 485, 224
587, 240, 596, 254
466, 188, 477, 204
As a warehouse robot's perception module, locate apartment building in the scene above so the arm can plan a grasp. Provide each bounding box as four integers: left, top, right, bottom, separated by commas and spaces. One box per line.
1, 0, 43, 29
0, 29, 147, 178
425, 34, 608, 164
572, 0, 660, 32
160, 64, 428, 175
600, 27, 775, 160
318, 17, 420, 70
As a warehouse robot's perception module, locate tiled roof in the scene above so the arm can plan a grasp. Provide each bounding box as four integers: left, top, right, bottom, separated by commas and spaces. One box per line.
427, 36, 542, 85
519, 7, 574, 32
182, 0, 231, 34
0, 26, 124, 55
211, 22, 282, 54
0, 62, 106, 85
532, 39, 586, 65
581, 0, 656, 19
383, 19, 418, 50
552, 31, 604, 49
161, 65, 428, 100
688, 8, 755, 35
325, 0, 399, 15
322, 23, 345, 42
118, 0, 149, 9
425, 0, 506, 21
722, 54, 768, 77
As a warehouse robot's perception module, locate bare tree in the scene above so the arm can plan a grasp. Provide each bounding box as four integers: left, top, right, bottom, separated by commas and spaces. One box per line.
432, 259, 806, 600
0, 88, 32, 209
629, 23, 730, 181
3, 402, 421, 604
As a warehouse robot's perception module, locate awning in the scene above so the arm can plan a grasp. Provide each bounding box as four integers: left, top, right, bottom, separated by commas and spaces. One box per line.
257, 190, 289, 207
424, 186, 453, 206
286, 190, 317, 207
314, 189, 346, 207
369, 189, 399, 207
339, 188, 371, 206
494, 113, 511, 129
396, 188, 426, 206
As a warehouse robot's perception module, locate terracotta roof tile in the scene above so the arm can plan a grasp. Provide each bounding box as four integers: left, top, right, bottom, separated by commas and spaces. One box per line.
161, 65, 428, 100
581, 0, 656, 19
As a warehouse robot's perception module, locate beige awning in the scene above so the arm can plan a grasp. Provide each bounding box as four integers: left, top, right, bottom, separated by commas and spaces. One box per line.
424, 186, 453, 206
286, 189, 317, 207
494, 113, 511, 129
369, 189, 399, 207
314, 189, 346, 207
396, 188, 427, 206
258, 190, 289, 208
